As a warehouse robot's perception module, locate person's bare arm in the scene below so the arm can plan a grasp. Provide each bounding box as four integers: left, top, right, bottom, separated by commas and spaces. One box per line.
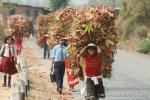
76, 53, 80, 68
97, 45, 104, 75
51, 45, 56, 71
80, 46, 87, 57
97, 45, 102, 55
51, 57, 54, 70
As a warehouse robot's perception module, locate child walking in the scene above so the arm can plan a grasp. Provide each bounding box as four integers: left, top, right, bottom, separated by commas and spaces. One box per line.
65, 57, 79, 92
0, 36, 18, 87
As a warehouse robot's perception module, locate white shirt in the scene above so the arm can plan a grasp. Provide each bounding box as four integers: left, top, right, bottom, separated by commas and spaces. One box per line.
0, 44, 15, 57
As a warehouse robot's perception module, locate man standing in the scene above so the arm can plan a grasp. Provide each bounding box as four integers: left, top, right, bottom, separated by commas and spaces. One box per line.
43, 40, 50, 59
52, 38, 67, 94
41, 34, 50, 59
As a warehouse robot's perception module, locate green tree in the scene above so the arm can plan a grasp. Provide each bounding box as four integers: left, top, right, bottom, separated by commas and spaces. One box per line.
49, 0, 70, 11
0, 3, 16, 13
117, 0, 150, 39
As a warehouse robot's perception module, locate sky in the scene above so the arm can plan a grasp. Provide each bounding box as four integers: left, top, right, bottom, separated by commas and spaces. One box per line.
70, 0, 88, 5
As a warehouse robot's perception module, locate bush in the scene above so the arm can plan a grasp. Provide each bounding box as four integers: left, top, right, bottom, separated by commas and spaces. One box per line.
137, 38, 150, 53
117, 0, 150, 40
134, 26, 148, 39
116, 17, 136, 39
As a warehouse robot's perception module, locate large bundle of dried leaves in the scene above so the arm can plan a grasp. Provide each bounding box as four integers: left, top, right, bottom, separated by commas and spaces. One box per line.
7, 15, 32, 37
67, 6, 118, 78
36, 7, 118, 78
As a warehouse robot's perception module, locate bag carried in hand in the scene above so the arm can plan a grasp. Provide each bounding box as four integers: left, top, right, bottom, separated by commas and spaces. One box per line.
50, 72, 56, 82
49, 64, 56, 82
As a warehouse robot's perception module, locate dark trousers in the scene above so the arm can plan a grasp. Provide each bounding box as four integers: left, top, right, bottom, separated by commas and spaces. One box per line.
54, 62, 65, 90
85, 78, 105, 100
43, 43, 50, 58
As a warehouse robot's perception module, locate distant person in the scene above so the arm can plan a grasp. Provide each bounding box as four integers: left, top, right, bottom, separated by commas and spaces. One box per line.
31, 24, 35, 37
14, 32, 23, 56
51, 38, 67, 94
41, 34, 50, 59
80, 43, 105, 100
14, 37, 23, 56
0, 36, 18, 88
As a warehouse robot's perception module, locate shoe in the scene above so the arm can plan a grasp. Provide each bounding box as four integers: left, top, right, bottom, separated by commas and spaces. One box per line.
71, 88, 75, 92
57, 88, 62, 94
8, 83, 11, 88
69, 87, 75, 92
2, 83, 6, 87
89, 96, 97, 100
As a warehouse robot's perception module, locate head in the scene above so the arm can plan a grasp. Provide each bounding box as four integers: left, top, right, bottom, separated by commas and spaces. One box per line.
4, 36, 14, 45
58, 38, 65, 46
87, 43, 97, 56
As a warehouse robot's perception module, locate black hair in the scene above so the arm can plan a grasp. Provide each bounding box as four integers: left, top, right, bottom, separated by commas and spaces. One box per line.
4, 36, 14, 43
63, 42, 68, 47
87, 46, 97, 50
86, 46, 98, 55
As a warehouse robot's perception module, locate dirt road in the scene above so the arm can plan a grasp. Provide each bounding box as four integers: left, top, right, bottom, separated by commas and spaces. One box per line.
0, 37, 150, 100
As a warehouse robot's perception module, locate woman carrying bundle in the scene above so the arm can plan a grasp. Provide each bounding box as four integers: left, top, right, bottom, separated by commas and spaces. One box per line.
14, 32, 23, 56
80, 43, 105, 100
